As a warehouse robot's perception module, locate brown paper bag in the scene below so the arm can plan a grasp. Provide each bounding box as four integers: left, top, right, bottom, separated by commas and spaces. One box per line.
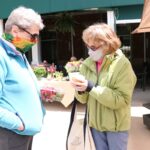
67, 100, 96, 150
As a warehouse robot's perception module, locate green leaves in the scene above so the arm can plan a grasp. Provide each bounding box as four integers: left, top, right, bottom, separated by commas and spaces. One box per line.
55, 13, 75, 35
33, 66, 47, 79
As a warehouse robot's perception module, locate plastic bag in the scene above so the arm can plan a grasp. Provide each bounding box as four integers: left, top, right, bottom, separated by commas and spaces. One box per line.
40, 87, 64, 102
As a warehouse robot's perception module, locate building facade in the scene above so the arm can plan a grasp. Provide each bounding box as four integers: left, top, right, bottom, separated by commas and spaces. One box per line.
1, 0, 147, 79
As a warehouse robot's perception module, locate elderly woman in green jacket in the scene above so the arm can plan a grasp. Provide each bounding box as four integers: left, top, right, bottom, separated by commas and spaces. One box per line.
70, 23, 137, 150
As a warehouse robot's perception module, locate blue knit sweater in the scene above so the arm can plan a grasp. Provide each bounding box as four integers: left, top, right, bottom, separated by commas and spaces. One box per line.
0, 38, 45, 135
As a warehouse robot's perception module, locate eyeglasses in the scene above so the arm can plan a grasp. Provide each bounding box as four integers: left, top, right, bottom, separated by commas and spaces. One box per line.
85, 41, 105, 51
17, 25, 39, 40
86, 44, 102, 51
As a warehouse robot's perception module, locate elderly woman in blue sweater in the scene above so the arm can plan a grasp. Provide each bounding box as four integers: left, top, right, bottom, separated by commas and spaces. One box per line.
0, 6, 45, 150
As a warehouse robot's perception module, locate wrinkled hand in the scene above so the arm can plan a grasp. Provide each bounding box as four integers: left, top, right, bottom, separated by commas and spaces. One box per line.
70, 78, 88, 92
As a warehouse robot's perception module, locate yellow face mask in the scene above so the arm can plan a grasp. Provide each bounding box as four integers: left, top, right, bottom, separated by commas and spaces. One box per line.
2, 33, 37, 53
12, 37, 37, 53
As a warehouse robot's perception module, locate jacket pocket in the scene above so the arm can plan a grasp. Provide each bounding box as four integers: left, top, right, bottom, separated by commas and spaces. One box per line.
101, 107, 116, 130
15, 113, 25, 131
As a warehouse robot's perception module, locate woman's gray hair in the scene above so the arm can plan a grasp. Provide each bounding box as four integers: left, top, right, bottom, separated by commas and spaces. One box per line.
5, 6, 44, 32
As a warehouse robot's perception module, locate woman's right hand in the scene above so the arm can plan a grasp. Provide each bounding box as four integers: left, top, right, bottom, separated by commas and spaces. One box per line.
70, 78, 88, 92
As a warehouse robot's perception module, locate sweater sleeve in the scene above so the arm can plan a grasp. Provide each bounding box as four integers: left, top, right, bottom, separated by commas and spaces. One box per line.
0, 58, 22, 130
0, 107, 23, 130
75, 91, 89, 104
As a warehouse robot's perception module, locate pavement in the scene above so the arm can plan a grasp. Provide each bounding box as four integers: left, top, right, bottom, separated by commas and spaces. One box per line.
32, 85, 150, 150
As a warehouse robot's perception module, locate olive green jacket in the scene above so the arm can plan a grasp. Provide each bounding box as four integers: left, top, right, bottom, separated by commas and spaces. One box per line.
75, 49, 137, 131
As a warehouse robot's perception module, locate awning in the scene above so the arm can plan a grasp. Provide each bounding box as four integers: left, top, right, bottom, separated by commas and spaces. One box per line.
132, 0, 150, 33
0, 0, 143, 19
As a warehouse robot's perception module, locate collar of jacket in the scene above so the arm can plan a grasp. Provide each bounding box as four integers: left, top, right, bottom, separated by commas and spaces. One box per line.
82, 49, 123, 73
0, 37, 21, 57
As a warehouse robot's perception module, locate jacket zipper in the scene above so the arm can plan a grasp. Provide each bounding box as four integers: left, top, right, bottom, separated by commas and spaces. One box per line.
96, 58, 117, 130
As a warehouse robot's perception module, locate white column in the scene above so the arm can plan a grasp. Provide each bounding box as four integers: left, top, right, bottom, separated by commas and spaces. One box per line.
0, 20, 4, 36
107, 11, 116, 31
31, 41, 41, 65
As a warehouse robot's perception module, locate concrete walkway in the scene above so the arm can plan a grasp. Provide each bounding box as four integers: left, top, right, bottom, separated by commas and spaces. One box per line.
32, 86, 150, 150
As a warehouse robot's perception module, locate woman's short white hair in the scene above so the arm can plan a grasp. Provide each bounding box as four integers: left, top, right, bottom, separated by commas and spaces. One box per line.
5, 6, 44, 32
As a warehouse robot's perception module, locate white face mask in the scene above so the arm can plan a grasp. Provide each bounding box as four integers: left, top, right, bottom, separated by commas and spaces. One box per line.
88, 48, 103, 61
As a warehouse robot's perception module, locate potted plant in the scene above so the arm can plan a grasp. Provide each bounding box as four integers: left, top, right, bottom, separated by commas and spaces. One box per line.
32, 65, 47, 79
55, 13, 76, 56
